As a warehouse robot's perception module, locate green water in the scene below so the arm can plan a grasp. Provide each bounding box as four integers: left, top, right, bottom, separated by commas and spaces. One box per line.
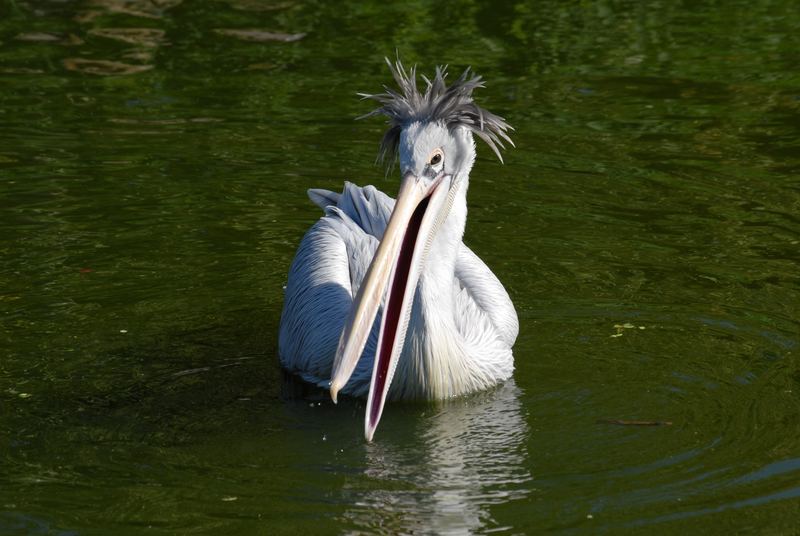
2, 0, 799, 533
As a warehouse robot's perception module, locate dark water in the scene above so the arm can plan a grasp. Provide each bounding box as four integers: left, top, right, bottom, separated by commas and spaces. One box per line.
2, 0, 799, 533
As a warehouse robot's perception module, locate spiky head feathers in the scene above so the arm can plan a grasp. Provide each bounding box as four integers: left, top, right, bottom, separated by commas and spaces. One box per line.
359, 58, 514, 167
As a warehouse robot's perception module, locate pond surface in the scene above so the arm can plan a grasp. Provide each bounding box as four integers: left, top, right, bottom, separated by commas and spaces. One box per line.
2, 0, 799, 533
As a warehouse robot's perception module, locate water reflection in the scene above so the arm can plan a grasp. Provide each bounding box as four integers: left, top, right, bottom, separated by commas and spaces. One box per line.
63, 57, 153, 75
344, 381, 530, 534
82, 0, 183, 20
214, 28, 306, 43
88, 28, 166, 47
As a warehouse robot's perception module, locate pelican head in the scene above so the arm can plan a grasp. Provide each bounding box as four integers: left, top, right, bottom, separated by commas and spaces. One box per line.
329, 58, 513, 440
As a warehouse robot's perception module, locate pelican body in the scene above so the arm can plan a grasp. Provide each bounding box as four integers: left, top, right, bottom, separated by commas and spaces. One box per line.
279, 59, 518, 440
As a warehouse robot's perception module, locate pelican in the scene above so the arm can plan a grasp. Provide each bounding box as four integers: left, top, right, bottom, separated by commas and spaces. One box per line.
279, 58, 518, 441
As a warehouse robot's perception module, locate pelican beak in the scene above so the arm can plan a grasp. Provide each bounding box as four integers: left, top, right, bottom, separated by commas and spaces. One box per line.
329, 170, 452, 440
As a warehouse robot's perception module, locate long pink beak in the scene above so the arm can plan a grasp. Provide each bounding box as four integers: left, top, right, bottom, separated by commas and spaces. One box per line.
329, 171, 451, 440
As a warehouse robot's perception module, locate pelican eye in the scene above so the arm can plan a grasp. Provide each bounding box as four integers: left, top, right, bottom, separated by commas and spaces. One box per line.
430, 153, 442, 166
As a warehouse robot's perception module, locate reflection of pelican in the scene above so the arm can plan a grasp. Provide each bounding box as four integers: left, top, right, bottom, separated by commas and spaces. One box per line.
345, 381, 531, 533
279, 59, 518, 440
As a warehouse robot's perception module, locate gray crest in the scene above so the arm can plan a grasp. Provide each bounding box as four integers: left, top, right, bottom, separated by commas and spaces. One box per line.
359, 57, 515, 167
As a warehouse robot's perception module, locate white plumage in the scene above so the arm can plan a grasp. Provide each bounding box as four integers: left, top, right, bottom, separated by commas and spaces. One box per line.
279, 181, 517, 396
278, 58, 518, 440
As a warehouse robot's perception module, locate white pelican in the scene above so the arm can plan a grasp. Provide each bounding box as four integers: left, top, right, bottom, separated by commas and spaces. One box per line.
279, 58, 518, 441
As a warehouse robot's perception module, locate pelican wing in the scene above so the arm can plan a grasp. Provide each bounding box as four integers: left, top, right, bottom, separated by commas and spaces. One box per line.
455, 246, 519, 348
279, 183, 391, 395
279, 182, 516, 397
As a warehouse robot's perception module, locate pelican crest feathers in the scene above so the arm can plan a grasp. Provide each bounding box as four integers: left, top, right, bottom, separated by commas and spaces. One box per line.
358, 57, 515, 167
